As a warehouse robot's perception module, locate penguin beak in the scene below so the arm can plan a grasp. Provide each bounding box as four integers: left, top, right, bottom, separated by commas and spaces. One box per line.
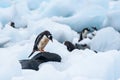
49, 36, 53, 42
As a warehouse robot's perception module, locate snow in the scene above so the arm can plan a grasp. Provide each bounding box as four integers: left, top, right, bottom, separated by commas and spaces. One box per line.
0, 0, 11, 8
52, 4, 107, 32
0, 6, 13, 26
0, 0, 120, 80
90, 27, 120, 52
103, 1, 120, 31
105, 11, 120, 31
27, 19, 78, 43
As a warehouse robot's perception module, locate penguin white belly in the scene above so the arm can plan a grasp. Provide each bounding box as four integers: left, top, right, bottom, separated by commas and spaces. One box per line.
82, 30, 88, 38
38, 35, 49, 51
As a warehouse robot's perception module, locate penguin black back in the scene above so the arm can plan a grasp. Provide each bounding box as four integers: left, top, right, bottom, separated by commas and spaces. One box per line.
34, 30, 52, 49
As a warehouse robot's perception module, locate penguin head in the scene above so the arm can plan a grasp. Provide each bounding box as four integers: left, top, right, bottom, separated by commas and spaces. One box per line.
82, 28, 90, 33
47, 34, 53, 42
92, 26, 97, 31
44, 30, 53, 42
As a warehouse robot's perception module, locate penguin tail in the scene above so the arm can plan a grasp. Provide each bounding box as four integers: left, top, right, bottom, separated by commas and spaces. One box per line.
28, 50, 35, 58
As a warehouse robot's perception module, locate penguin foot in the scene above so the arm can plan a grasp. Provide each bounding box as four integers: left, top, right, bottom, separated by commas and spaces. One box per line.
40, 49, 45, 52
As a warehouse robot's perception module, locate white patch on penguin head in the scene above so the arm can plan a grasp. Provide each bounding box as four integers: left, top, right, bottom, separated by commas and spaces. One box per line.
47, 35, 51, 38
46, 34, 53, 42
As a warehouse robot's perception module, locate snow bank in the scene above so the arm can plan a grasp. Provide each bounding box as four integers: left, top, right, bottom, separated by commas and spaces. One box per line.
1, 36, 120, 80
11, 48, 120, 80
105, 10, 120, 31
27, 19, 78, 43
0, 6, 13, 26
0, 47, 21, 80
11, 0, 30, 28
0, 0, 11, 8
90, 27, 120, 52
53, 5, 107, 32
0, 24, 29, 43
0, 35, 10, 47
65, 50, 120, 80
0, 0, 120, 80
13, 64, 70, 80
27, 0, 43, 10
103, 1, 120, 31
109, 0, 120, 11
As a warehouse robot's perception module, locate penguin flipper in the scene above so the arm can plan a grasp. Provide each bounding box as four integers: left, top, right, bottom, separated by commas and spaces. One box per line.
33, 33, 43, 49
34, 33, 43, 45
78, 32, 82, 42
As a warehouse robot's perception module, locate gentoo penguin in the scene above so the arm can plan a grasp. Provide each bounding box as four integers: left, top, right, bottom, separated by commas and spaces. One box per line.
28, 30, 53, 58
64, 41, 76, 52
87, 27, 98, 39
78, 28, 90, 42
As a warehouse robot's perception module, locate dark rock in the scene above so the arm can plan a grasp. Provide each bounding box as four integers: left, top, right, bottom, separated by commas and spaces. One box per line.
19, 52, 61, 71
31, 52, 61, 62
19, 60, 40, 71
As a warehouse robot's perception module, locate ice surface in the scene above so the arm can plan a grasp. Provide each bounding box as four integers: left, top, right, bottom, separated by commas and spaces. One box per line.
0, 0, 120, 80
90, 27, 120, 52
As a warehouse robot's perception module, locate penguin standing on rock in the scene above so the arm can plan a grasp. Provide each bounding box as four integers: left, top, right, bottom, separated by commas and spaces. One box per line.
78, 28, 90, 42
28, 30, 53, 58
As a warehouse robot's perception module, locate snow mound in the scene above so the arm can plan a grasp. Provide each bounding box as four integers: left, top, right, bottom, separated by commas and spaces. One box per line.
90, 27, 120, 52
27, 19, 78, 43
0, 48, 21, 80
0, 6, 13, 26
0, 0, 11, 8
53, 5, 107, 32
0, 0, 120, 80
105, 10, 120, 31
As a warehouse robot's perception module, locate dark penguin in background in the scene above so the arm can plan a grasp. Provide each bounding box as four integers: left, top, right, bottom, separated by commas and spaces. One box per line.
78, 28, 90, 42
10, 22, 15, 28
64, 41, 90, 52
64, 41, 97, 53
64, 41, 76, 52
28, 30, 53, 58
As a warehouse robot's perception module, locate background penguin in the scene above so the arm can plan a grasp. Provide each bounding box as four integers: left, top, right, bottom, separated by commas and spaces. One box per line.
78, 28, 90, 42
10, 22, 15, 28
28, 30, 53, 58
87, 27, 98, 39
64, 41, 91, 52
64, 41, 97, 53
64, 41, 76, 52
